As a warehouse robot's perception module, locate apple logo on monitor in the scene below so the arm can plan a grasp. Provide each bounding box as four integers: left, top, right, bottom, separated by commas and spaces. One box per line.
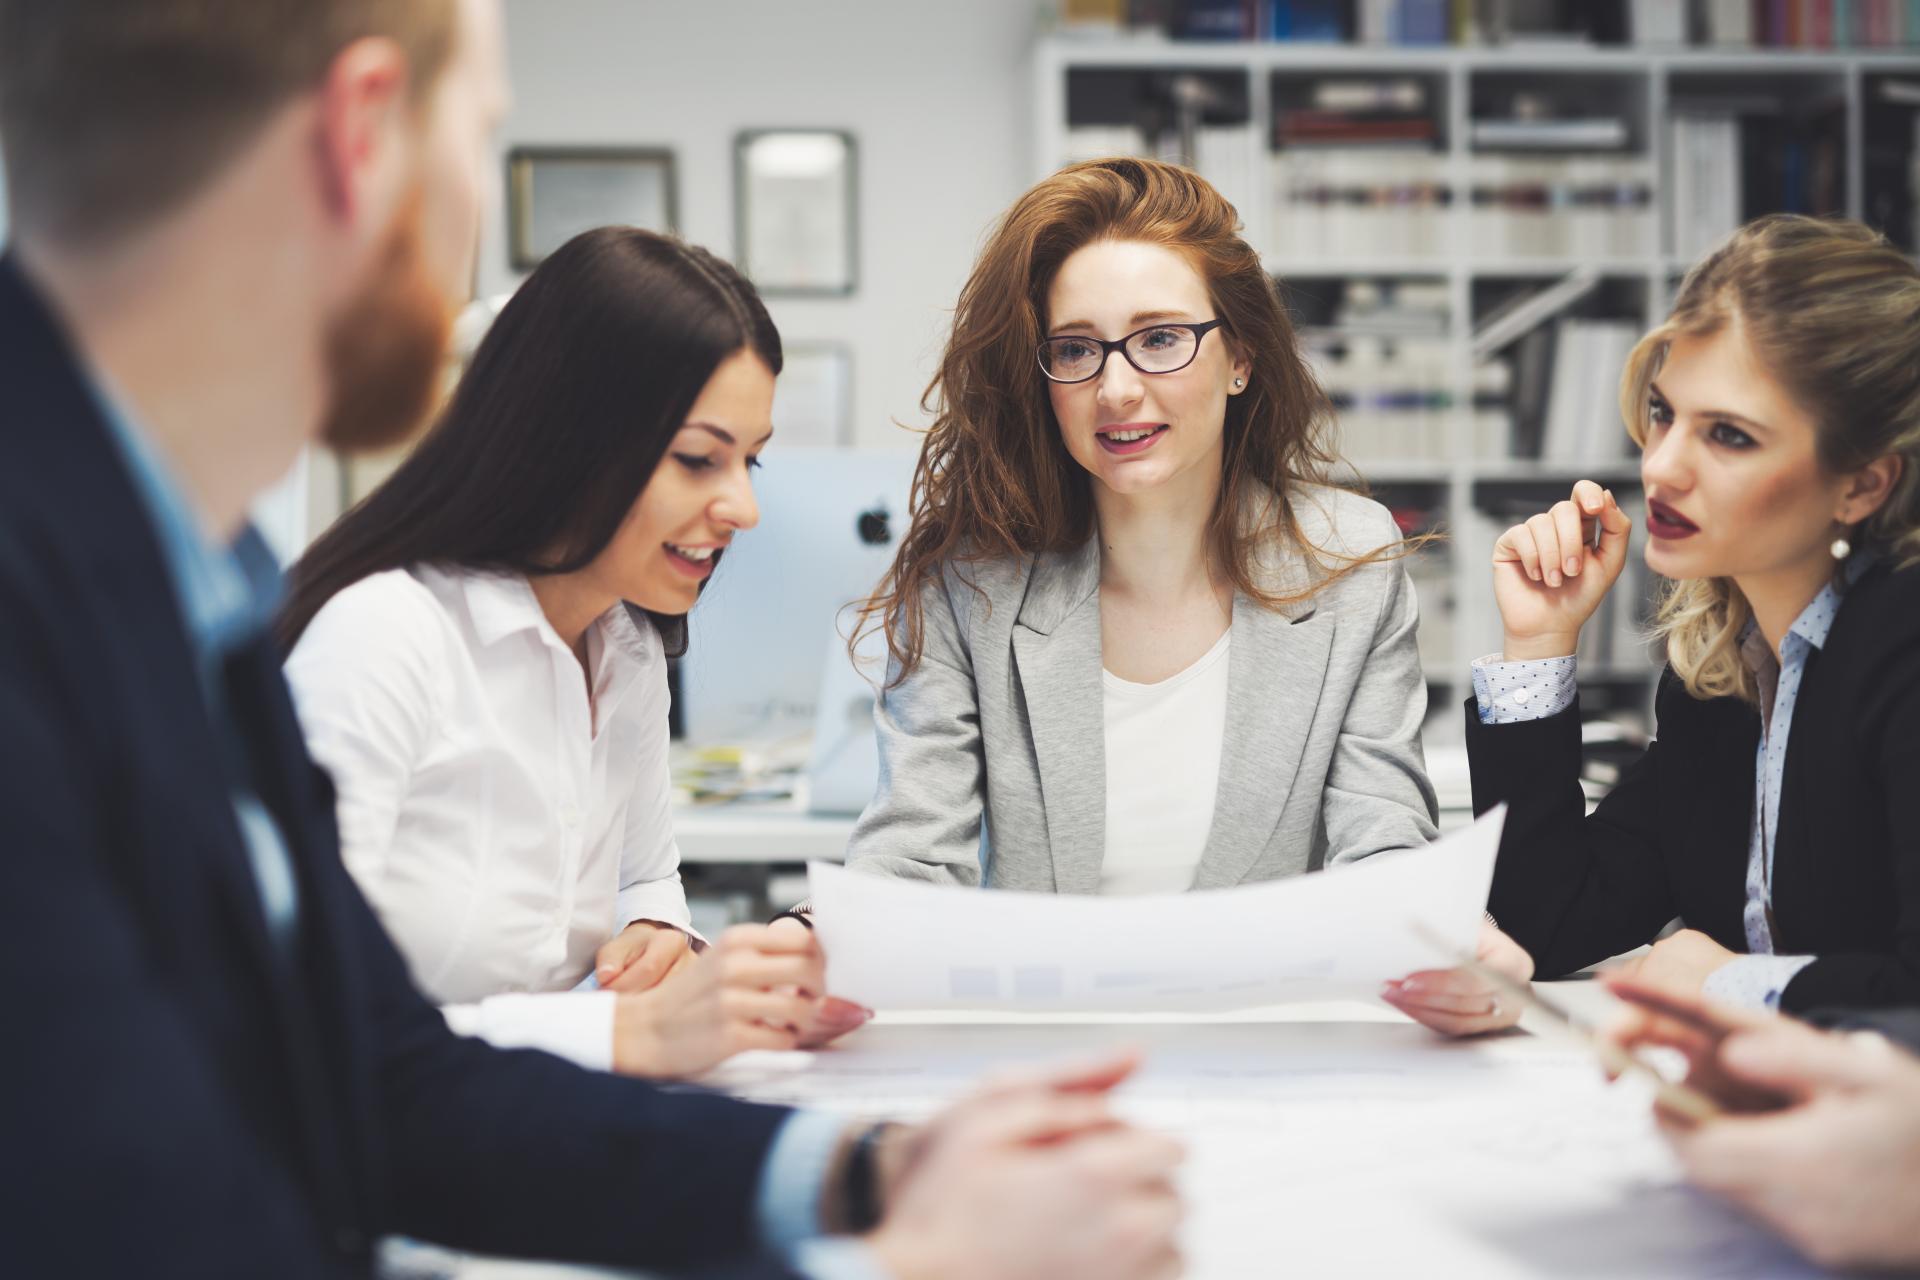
857, 504, 891, 547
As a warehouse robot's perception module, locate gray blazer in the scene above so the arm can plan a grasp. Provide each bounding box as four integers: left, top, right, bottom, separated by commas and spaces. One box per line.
844, 484, 1440, 891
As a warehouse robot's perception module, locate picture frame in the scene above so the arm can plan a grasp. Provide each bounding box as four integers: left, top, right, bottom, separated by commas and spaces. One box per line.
769, 342, 854, 448
507, 146, 677, 272
734, 129, 858, 296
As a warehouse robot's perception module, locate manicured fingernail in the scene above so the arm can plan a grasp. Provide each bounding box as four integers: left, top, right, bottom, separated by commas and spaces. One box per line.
1565, 557, 1580, 575
596, 966, 616, 982
1545, 570, 1561, 587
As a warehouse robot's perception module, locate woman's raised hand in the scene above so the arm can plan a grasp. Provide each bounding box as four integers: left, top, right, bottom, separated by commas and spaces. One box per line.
1490, 479, 1633, 661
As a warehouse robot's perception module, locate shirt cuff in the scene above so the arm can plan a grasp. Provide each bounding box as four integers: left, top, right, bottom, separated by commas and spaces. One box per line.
617, 875, 705, 946
756, 1110, 857, 1255
1470, 653, 1578, 724
1702, 954, 1819, 1011
438, 991, 618, 1071
792, 1238, 896, 1280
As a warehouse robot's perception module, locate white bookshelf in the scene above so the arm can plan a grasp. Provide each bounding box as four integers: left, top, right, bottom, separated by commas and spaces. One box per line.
1032, 36, 1920, 721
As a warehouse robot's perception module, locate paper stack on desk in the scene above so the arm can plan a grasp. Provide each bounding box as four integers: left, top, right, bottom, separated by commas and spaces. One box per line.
809, 806, 1505, 1012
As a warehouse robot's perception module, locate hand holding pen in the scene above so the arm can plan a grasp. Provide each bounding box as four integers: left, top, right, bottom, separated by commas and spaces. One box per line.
1409, 922, 1720, 1125
1603, 977, 1920, 1272
1599, 978, 1796, 1121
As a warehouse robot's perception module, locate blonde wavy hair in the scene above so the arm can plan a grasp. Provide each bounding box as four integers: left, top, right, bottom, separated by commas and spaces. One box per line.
1619, 214, 1920, 705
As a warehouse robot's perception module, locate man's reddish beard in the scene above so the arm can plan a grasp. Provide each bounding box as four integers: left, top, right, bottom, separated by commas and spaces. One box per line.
317, 192, 455, 453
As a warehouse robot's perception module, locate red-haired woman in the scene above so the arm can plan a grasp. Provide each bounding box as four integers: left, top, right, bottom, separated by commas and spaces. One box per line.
822, 158, 1526, 1036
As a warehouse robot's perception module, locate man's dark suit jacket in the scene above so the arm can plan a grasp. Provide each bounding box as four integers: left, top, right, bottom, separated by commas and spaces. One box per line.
1467, 559, 1920, 1014
0, 257, 807, 1278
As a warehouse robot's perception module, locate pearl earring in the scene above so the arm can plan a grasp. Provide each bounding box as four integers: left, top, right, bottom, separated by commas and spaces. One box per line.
1232, 377, 1244, 389
1831, 537, 1851, 561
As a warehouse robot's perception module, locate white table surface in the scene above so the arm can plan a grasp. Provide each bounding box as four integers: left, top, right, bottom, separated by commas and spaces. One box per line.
398, 987, 1825, 1280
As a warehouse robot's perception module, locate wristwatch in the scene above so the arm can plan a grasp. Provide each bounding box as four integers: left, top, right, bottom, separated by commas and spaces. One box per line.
841, 1120, 888, 1233
770, 898, 815, 930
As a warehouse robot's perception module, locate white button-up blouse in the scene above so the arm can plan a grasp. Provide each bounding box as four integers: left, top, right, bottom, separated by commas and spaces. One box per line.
286, 565, 696, 1069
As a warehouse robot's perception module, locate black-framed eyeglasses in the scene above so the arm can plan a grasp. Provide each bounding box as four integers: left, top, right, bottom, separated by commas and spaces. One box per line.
1036, 319, 1226, 384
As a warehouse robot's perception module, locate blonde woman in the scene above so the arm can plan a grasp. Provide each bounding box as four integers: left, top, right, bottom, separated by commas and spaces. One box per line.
1459, 215, 1920, 1014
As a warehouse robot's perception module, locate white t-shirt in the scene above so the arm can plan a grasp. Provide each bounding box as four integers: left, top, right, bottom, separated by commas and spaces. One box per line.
1100, 629, 1231, 895
285, 565, 697, 1070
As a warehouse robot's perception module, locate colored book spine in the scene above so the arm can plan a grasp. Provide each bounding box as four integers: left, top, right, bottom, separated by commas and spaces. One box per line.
1270, 0, 1344, 39
1401, 0, 1449, 43
1179, 0, 1254, 39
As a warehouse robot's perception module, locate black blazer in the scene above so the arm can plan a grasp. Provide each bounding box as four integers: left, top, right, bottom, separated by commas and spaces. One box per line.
0, 257, 804, 1279
1467, 559, 1920, 1014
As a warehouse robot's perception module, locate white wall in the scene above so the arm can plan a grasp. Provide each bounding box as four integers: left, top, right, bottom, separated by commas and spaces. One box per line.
483, 0, 1046, 449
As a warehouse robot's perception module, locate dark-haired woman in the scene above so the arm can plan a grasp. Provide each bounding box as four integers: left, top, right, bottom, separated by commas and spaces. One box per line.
282, 228, 867, 1077
825, 158, 1530, 1036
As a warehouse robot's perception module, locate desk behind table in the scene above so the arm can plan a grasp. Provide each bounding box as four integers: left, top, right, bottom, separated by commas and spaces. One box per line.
667, 739, 1486, 869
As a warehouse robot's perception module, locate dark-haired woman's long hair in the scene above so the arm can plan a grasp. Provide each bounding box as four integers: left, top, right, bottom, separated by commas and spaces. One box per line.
278, 226, 782, 653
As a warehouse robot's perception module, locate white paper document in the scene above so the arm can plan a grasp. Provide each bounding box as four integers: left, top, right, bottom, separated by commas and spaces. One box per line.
808, 805, 1506, 1012
703, 1013, 1825, 1279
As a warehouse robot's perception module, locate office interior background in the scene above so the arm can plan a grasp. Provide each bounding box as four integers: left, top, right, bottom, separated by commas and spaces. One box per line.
30, 0, 1916, 930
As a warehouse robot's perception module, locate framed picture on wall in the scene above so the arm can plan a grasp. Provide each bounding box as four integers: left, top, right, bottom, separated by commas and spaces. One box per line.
507, 146, 677, 271
769, 343, 853, 447
735, 129, 857, 296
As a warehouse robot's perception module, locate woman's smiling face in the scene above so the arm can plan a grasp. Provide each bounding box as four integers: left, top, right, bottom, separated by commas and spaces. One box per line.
1043, 239, 1249, 499
589, 348, 774, 614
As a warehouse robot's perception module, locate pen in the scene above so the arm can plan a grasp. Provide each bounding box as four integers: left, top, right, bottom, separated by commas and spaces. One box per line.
1408, 921, 1721, 1125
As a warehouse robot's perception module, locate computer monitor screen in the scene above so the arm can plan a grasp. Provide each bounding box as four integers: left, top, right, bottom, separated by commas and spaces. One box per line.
674, 448, 919, 745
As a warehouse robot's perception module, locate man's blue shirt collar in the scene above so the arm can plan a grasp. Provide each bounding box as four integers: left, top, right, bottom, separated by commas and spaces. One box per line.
90, 379, 282, 668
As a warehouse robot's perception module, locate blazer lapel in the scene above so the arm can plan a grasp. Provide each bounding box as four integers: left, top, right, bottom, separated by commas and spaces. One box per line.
1010, 538, 1106, 894
0, 257, 293, 991
1191, 591, 1335, 889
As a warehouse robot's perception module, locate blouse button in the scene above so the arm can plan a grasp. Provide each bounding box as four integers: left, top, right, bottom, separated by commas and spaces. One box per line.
1512, 686, 1533, 705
